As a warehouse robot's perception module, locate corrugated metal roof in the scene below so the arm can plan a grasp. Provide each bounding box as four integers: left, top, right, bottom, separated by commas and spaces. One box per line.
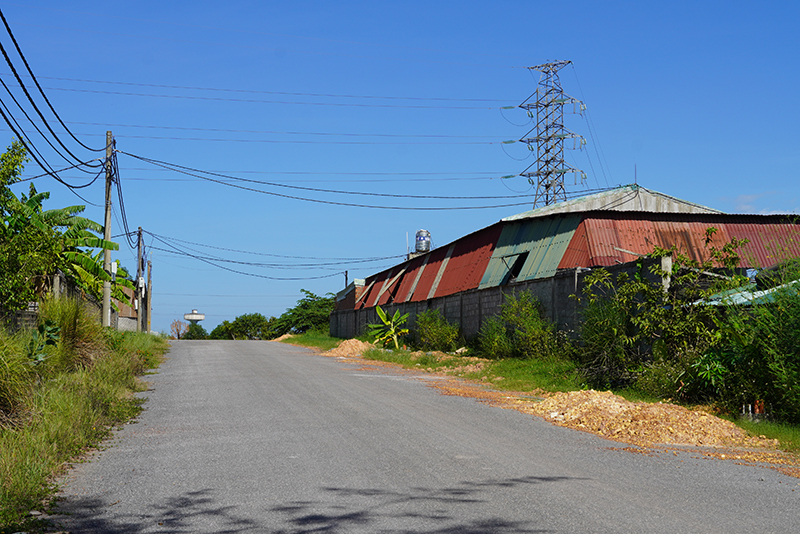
479, 214, 581, 289
347, 209, 800, 311
407, 245, 451, 302
503, 185, 720, 222
432, 223, 502, 298
561, 214, 800, 269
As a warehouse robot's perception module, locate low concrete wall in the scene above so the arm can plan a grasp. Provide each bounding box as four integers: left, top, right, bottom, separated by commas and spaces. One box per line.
330, 260, 660, 340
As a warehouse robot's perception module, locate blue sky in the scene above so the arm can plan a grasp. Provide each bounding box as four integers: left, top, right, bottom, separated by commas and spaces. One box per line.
3, 1, 799, 333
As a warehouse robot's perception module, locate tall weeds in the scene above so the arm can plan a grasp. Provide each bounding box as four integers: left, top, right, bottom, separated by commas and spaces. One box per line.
0, 297, 168, 528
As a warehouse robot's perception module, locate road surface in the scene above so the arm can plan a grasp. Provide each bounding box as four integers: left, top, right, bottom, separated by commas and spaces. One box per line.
54, 340, 799, 533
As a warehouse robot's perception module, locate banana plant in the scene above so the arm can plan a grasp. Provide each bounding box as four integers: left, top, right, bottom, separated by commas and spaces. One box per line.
368, 305, 410, 350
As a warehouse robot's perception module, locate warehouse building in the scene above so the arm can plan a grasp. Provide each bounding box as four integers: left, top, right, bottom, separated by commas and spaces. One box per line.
330, 185, 800, 339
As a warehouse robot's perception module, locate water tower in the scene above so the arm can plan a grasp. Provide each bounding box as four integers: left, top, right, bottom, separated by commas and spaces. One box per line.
184, 309, 205, 325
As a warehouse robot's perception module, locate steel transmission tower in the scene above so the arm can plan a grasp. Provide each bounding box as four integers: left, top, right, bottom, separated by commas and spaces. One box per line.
519, 60, 586, 207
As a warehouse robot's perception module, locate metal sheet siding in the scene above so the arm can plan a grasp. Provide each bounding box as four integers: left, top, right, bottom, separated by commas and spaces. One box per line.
558, 219, 591, 269
479, 215, 580, 288
726, 222, 800, 268
517, 215, 581, 280
572, 214, 800, 268
408, 246, 450, 302
433, 223, 502, 297
392, 254, 429, 303
361, 268, 393, 308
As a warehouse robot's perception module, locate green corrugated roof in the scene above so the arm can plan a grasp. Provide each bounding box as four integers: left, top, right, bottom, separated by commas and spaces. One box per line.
479, 214, 580, 289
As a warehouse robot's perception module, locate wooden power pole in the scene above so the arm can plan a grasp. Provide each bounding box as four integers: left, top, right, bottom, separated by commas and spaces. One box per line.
147, 259, 152, 334
102, 131, 113, 327
137, 226, 143, 332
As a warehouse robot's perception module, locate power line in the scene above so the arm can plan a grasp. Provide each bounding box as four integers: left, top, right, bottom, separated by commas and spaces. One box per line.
147, 233, 345, 281
0, 9, 103, 153
148, 245, 395, 269
148, 232, 404, 261
41, 86, 505, 110
61, 119, 502, 139
119, 151, 529, 204
1, 73, 513, 103
0, 26, 102, 167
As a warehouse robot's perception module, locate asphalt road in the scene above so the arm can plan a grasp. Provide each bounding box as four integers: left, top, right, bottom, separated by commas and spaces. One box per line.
54, 340, 799, 533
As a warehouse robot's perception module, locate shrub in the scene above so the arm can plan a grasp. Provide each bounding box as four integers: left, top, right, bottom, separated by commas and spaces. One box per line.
474, 292, 569, 361
414, 308, 460, 352
476, 316, 513, 359
500, 291, 566, 360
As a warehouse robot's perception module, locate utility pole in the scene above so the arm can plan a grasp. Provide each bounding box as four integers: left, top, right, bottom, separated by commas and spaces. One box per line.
137, 226, 143, 332
102, 131, 113, 327
518, 61, 586, 208
147, 259, 152, 334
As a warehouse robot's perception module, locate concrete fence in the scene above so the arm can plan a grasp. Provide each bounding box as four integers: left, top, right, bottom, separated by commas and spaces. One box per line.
1, 273, 121, 331
330, 260, 661, 340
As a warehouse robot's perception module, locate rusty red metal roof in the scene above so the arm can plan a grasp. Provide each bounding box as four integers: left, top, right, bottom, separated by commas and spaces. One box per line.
433, 223, 502, 298
559, 213, 800, 269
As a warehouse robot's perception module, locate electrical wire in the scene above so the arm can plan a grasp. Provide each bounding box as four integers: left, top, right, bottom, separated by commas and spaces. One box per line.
17, 157, 104, 182
0, 97, 100, 205
42, 86, 505, 111
0, 39, 101, 168
120, 151, 530, 202
571, 65, 611, 188
2, 74, 513, 103
0, 77, 89, 169
60, 120, 502, 139
148, 233, 344, 281
0, 9, 103, 153
147, 231, 405, 261
120, 153, 536, 210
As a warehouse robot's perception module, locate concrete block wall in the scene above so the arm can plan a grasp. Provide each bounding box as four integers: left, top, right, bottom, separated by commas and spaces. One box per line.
330, 259, 662, 340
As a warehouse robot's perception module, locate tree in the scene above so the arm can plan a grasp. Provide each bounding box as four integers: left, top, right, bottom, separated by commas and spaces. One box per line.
208, 320, 233, 340
0, 141, 61, 311
274, 290, 334, 334
0, 141, 130, 312
170, 320, 188, 340
183, 323, 208, 340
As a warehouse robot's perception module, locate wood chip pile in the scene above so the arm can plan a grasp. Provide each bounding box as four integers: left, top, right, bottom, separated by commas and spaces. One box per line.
521, 390, 779, 448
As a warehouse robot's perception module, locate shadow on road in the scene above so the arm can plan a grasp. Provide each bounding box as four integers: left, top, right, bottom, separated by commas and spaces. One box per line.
269, 475, 580, 534
53, 488, 261, 533
54, 475, 582, 533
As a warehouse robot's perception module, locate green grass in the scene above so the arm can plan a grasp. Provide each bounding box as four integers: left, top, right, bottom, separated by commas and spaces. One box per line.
724, 417, 800, 454
466, 358, 581, 393
0, 299, 169, 530
363, 347, 581, 394
277, 330, 343, 351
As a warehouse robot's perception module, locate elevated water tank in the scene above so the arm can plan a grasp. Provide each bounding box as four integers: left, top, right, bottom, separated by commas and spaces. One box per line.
184, 309, 205, 325
415, 229, 431, 253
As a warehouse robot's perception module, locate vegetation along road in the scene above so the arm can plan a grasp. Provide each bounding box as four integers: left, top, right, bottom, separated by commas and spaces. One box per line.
54, 340, 798, 533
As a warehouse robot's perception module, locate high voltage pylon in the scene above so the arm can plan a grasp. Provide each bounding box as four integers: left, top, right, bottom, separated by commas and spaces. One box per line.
518, 60, 586, 208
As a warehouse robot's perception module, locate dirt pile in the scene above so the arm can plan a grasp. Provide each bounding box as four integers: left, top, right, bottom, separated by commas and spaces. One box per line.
272, 334, 294, 342
520, 390, 779, 449
324, 339, 374, 358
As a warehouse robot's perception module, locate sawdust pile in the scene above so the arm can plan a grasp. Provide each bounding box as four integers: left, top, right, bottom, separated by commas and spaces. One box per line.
324, 339, 374, 358
521, 390, 779, 449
